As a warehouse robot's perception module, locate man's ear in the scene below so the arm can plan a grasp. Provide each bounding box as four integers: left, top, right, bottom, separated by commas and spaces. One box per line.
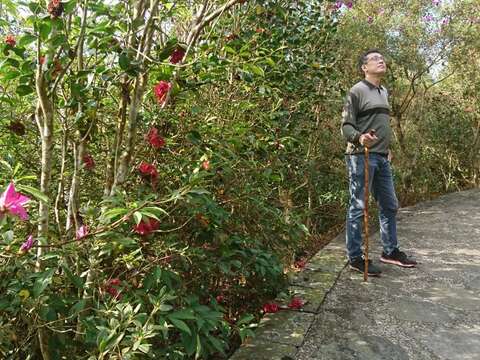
361, 63, 367, 73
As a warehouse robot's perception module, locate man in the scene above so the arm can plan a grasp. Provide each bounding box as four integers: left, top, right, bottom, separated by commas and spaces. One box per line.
341, 49, 416, 276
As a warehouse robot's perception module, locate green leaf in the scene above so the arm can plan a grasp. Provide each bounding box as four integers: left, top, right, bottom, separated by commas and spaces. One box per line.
246, 64, 265, 77
265, 57, 276, 67
138, 343, 151, 353
169, 318, 191, 335
50, 34, 67, 48
3, 70, 21, 80
239, 328, 255, 342
143, 266, 162, 291
183, 333, 196, 355
5, 58, 20, 68
141, 206, 169, 218
71, 83, 83, 99
168, 309, 196, 320
33, 268, 55, 298
236, 313, 255, 326
39, 21, 52, 41
16, 175, 37, 181
209, 336, 226, 354
64, 0, 77, 14
62, 264, 84, 289
16, 84, 34, 96
224, 46, 237, 55
2, 230, 14, 243
28, 2, 42, 14
70, 299, 86, 315
159, 304, 173, 312
133, 211, 143, 225
16, 184, 48, 203
186, 130, 202, 145
102, 207, 128, 221
0, 160, 13, 172
119, 53, 130, 70
18, 33, 37, 47
157, 38, 177, 61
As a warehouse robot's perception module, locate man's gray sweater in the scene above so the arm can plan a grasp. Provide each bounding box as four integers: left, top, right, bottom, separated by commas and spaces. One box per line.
341, 79, 391, 155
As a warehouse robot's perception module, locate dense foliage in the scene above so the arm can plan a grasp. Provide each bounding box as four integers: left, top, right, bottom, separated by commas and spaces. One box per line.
0, 0, 478, 358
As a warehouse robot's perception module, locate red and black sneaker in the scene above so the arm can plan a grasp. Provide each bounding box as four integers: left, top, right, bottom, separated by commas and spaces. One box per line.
380, 248, 417, 268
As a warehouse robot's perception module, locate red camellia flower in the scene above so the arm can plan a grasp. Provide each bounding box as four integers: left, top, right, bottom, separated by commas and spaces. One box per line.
106, 286, 120, 298
105, 278, 122, 300
262, 302, 279, 314
145, 127, 166, 149
133, 218, 160, 236
48, 0, 64, 18
216, 295, 225, 303
39, 56, 46, 65
153, 81, 172, 104
83, 153, 95, 170
170, 48, 185, 64
5, 35, 16, 47
52, 59, 63, 78
138, 161, 158, 183
109, 278, 121, 286
288, 297, 304, 310
294, 259, 306, 269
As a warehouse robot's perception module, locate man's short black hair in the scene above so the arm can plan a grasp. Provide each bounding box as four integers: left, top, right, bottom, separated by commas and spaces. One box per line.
358, 49, 384, 73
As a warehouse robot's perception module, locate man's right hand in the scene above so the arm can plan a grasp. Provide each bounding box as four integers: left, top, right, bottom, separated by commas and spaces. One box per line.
359, 132, 378, 148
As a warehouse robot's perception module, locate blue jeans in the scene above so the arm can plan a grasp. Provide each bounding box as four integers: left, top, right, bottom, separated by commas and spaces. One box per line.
345, 153, 399, 260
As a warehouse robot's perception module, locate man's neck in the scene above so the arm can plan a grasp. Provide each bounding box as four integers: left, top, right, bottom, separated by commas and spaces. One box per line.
364, 75, 382, 87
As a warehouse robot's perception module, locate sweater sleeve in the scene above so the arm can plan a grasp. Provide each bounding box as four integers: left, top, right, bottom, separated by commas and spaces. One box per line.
341, 91, 361, 144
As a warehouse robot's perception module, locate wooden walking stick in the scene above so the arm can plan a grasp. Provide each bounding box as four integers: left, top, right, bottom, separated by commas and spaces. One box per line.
363, 129, 375, 282
363, 145, 370, 282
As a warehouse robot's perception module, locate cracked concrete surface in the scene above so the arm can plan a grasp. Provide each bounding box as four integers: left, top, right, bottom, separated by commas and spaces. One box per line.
230, 188, 480, 360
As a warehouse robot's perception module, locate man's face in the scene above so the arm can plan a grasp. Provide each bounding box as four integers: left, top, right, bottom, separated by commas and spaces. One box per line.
362, 52, 387, 76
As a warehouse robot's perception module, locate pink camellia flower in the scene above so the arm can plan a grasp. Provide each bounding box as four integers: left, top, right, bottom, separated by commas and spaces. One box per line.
133, 218, 160, 236
0, 182, 30, 221
76, 224, 88, 240
145, 127, 166, 149
378, 8, 385, 15
367, 16, 374, 24
83, 153, 95, 170
262, 302, 279, 314
288, 297, 304, 310
153, 81, 172, 104
201, 160, 210, 170
345, 1, 353, 9
334, 1, 343, 10
170, 48, 185, 64
5, 35, 16, 47
423, 14, 434, 22
432, 0, 440, 5
20, 234, 37, 253
441, 17, 450, 26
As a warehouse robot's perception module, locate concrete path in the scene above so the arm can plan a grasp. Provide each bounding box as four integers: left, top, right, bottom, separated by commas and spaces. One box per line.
231, 188, 480, 360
